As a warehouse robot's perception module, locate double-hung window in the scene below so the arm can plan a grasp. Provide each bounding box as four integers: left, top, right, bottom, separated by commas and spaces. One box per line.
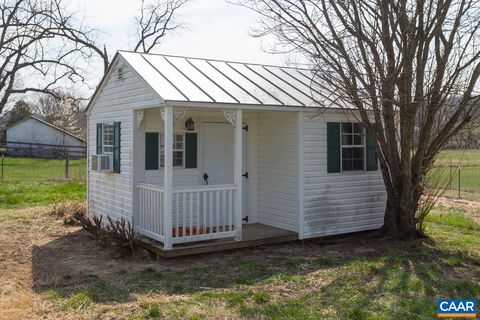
160, 134, 184, 167
341, 123, 364, 171
102, 123, 114, 154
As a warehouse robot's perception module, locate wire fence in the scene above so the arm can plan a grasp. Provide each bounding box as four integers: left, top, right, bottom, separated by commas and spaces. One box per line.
0, 142, 86, 182
431, 149, 480, 200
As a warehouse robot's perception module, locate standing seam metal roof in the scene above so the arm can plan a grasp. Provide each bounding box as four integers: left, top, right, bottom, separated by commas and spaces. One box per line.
119, 51, 321, 107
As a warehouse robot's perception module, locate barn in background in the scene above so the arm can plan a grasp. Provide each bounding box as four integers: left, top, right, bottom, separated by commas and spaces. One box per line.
6, 116, 86, 159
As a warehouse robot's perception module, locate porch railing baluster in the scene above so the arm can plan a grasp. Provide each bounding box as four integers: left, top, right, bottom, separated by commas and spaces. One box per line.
137, 183, 237, 245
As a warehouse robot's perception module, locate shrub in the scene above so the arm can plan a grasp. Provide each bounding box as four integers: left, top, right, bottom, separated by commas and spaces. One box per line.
73, 211, 142, 256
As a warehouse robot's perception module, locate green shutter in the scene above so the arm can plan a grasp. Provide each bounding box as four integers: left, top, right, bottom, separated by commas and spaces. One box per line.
185, 133, 197, 169
113, 122, 121, 173
366, 126, 379, 171
327, 122, 341, 173
145, 132, 159, 170
96, 123, 102, 154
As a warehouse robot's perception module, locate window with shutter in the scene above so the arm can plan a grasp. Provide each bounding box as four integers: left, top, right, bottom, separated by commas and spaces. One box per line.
327, 122, 379, 173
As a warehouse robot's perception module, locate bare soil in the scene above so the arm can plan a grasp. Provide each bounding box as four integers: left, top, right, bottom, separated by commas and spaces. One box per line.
436, 196, 480, 223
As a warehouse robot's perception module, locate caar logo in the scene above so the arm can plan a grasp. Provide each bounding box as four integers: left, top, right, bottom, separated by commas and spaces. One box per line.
437, 299, 477, 318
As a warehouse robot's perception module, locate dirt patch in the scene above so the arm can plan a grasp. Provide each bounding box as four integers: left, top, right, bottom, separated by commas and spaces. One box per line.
436, 196, 480, 223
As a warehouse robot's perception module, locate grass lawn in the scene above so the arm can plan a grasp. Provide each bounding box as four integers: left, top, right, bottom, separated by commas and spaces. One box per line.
0, 157, 86, 209
432, 149, 480, 200
0, 200, 478, 320
436, 149, 480, 167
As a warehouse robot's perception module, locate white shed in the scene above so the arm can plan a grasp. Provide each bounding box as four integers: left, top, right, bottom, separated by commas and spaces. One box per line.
86, 51, 386, 256
6, 116, 86, 158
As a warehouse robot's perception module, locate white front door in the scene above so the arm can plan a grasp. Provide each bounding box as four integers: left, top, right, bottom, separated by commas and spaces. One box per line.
201, 122, 248, 221
201, 122, 234, 185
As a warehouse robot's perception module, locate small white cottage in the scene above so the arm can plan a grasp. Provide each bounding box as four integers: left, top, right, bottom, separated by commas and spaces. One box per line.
86, 51, 386, 256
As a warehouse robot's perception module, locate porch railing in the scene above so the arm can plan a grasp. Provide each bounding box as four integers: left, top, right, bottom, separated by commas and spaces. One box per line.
138, 183, 165, 242
137, 183, 237, 246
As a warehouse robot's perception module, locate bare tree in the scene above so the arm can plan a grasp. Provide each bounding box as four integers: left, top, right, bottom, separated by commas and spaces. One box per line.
134, 0, 188, 53
238, 0, 480, 238
1, 0, 189, 118
56, 0, 189, 74
0, 0, 99, 115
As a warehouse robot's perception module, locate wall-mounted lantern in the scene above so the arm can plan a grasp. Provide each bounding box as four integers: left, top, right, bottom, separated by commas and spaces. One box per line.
185, 117, 195, 131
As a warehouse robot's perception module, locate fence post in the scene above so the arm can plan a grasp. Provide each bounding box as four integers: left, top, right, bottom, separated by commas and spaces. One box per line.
458, 167, 461, 199
1, 153, 3, 181
65, 152, 69, 179
449, 161, 452, 189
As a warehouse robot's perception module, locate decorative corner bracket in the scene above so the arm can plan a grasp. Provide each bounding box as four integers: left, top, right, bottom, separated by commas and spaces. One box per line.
136, 110, 144, 128
160, 107, 188, 123
223, 109, 237, 127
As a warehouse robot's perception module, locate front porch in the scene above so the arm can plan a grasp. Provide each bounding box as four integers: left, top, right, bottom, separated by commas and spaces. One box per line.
132, 106, 300, 252
138, 223, 298, 258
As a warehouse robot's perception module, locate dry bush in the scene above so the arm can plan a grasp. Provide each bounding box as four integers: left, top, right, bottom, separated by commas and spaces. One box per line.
73, 211, 142, 256
49, 201, 86, 226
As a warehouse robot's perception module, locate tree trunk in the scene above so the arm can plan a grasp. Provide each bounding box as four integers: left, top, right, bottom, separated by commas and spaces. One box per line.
381, 179, 419, 240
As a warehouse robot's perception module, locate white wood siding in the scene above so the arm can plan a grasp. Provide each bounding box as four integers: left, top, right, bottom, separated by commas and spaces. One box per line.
257, 112, 298, 232
87, 58, 161, 222
302, 111, 386, 238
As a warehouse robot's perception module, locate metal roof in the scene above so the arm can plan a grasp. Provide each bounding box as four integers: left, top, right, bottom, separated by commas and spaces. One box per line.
119, 51, 322, 107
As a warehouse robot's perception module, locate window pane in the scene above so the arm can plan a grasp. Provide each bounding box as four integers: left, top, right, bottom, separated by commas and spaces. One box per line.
353, 123, 362, 133
173, 151, 183, 166
159, 134, 184, 167
353, 159, 364, 170
342, 123, 352, 133
342, 148, 353, 158
352, 147, 363, 158
342, 135, 353, 145
342, 160, 353, 171
353, 135, 363, 145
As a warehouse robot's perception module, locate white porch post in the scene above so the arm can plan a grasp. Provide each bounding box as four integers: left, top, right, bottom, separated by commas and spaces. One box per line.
163, 106, 173, 250
234, 109, 243, 241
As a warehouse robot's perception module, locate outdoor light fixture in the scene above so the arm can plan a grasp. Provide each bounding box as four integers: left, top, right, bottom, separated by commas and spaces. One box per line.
185, 117, 195, 131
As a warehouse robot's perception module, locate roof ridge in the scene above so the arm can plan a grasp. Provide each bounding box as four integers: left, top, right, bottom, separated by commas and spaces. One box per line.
117, 50, 312, 72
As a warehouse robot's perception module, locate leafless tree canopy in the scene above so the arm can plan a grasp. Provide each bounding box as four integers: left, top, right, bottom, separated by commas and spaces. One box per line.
0, 0, 189, 117
238, 0, 480, 238
0, 0, 100, 114
134, 0, 189, 53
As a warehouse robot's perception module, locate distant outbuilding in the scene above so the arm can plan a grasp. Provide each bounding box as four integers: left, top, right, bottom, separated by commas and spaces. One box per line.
6, 116, 86, 158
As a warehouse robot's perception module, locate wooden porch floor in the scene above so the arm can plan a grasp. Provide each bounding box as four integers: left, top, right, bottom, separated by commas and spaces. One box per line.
139, 224, 298, 258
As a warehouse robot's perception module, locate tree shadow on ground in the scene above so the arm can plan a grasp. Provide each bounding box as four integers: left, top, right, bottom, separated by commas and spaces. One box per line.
31, 226, 480, 315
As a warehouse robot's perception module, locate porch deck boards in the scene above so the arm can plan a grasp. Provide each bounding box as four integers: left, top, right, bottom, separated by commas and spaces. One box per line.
139, 223, 298, 258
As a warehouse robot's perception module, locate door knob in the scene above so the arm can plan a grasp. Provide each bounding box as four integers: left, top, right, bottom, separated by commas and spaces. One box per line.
203, 173, 209, 185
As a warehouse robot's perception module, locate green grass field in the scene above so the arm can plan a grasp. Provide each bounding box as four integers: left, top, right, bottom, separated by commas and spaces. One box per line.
431, 150, 480, 199
0, 157, 86, 209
